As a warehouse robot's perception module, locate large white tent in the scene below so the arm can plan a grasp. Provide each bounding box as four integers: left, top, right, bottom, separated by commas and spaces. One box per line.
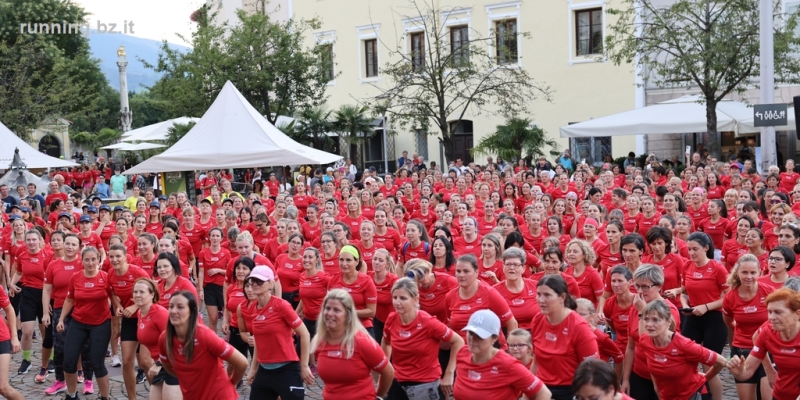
560, 95, 795, 138
120, 117, 200, 142
0, 120, 77, 169
125, 81, 342, 174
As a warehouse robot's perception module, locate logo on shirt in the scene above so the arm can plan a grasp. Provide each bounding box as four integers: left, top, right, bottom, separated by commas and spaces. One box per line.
467, 370, 482, 381
327, 350, 342, 357
619, 315, 629, 322
693, 272, 704, 279
545, 332, 557, 342
256, 315, 266, 321
475, 297, 483, 304
743, 306, 758, 314
399, 330, 411, 338
654, 354, 668, 363
562, 328, 570, 335
65, 266, 74, 270
140, 324, 145, 329
84, 282, 94, 288
779, 348, 796, 354
512, 298, 525, 306
459, 305, 471, 311
490, 366, 499, 374
423, 293, 435, 299
31, 257, 39, 262
118, 281, 127, 286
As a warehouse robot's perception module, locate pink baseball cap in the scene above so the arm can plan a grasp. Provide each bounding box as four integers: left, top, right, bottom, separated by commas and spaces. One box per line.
248, 266, 275, 282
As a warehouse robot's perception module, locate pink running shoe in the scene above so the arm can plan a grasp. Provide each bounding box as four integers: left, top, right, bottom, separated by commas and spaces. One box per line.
45, 380, 67, 395
83, 379, 94, 394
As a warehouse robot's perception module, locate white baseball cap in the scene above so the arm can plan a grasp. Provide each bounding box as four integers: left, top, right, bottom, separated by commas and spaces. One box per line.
462, 310, 501, 339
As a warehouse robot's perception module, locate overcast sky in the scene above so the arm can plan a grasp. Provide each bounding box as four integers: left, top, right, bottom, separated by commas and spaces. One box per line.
73, 0, 201, 45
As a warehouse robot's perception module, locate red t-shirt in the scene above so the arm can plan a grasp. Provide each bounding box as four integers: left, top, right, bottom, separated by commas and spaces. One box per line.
315, 331, 389, 400
66, 271, 112, 325
564, 265, 604, 306
0, 289, 10, 341
530, 311, 599, 386
636, 213, 661, 234
298, 271, 329, 321
197, 247, 231, 287
418, 272, 458, 323
373, 228, 403, 257
16, 248, 48, 289
697, 217, 729, 250
157, 276, 198, 308
682, 259, 729, 306
383, 310, 453, 382
339, 214, 366, 241
595, 243, 622, 276
327, 273, 377, 328
453, 346, 545, 400
640, 253, 686, 307
79, 232, 104, 254
109, 265, 149, 308
779, 171, 800, 193
400, 241, 430, 263
720, 239, 748, 272
354, 241, 386, 272
137, 304, 168, 359
706, 185, 725, 200
158, 325, 239, 400
181, 222, 207, 256
603, 295, 632, 353
687, 203, 709, 227
639, 333, 716, 400
44, 257, 82, 308
369, 272, 398, 323
445, 281, 513, 343
595, 327, 624, 363
477, 258, 505, 285
531, 272, 582, 299
452, 235, 483, 259
628, 302, 681, 378
247, 296, 302, 363
493, 278, 540, 330
751, 322, 800, 400
130, 254, 157, 277
722, 284, 775, 348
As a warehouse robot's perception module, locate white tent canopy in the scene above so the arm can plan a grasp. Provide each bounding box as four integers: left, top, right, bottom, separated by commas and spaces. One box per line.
560, 95, 795, 138
125, 81, 343, 174
120, 117, 199, 142
0, 120, 77, 169
101, 142, 166, 151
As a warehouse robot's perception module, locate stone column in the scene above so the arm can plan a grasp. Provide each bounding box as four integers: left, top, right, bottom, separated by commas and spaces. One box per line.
117, 46, 133, 133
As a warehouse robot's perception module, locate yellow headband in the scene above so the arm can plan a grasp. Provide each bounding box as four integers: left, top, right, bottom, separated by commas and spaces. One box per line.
340, 245, 360, 260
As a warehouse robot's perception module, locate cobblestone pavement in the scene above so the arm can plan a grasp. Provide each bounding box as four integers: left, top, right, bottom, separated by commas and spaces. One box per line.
9, 326, 739, 400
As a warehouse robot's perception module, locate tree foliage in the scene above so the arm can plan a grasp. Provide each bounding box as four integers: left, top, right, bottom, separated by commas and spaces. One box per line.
605, 0, 800, 156
472, 118, 560, 163
0, 0, 112, 139
293, 106, 335, 150
372, 0, 551, 164
145, 6, 334, 124
69, 127, 122, 156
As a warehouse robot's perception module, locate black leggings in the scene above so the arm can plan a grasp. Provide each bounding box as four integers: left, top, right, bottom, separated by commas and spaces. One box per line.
64, 319, 111, 378
373, 317, 385, 345
249, 362, 304, 400
228, 327, 253, 359
681, 310, 727, 354
629, 371, 658, 400
52, 309, 93, 382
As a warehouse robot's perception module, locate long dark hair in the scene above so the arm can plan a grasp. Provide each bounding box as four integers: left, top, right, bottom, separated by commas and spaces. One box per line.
165, 291, 199, 363
429, 236, 455, 272
537, 274, 577, 310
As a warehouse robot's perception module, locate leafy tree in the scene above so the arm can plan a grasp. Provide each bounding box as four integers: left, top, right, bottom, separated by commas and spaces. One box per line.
372, 0, 551, 164
69, 127, 122, 157
164, 122, 195, 147
145, 6, 334, 124
129, 91, 170, 129
472, 118, 560, 163
295, 106, 335, 150
605, 0, 800, 158
333, 104, 374, 163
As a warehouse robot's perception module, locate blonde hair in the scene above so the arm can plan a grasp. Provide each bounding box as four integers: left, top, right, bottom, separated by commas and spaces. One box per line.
566, 239, 597, 266
373, 248, 396, 275
311, 289, 370, 359
236, 230, 254, 245
508, 328, 532, 347
727, 253, 759, 289
404, 258, 433, 280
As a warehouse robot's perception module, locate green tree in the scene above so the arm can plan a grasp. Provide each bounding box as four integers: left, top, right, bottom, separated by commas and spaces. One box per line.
295, 106, 335, 150
605, 0, 800, 158
472, 118, 560, 163
333, 104, 374, 163
145, 6, 334, 124
373, 0, 551, 164
69, 127, 122, 157
164, 122, 195, 147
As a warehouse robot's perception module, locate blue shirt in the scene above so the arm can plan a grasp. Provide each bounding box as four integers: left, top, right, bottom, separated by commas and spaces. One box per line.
557, 156, 574, 171
95, 183, 110, 199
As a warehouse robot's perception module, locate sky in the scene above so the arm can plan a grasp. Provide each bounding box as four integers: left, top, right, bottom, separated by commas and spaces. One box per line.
72, 0, 202, 45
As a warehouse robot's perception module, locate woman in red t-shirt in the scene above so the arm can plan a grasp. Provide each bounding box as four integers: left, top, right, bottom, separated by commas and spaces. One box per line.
640, 299, 726, 400
296, 248, 329, 344
327, 245, 378, 337
243, 266, 314, 398
312, 289, 394, 399
399, 220, 430, 270
477, 235, 505, 285
745, 228, 769, 274
564, 239, 604, 307
369, 249, 397, 345
274, 233, 304, 308
573, 358, 635, 400
222, 257, 254, 365
680, 232, 729, 400
728, 288, 800, 400
722, 254, 775, 400
132, 278, 178, 398
158, 291, 248, 400
454, 309, 551, 400
530, 275, 599, 400
155, 253, 197, 309
56, 246, 115, 400
721, 216, 753, 271
132, 233, 158, 277
493, 247, 539, 330
381, 277, 463, 398
197, 227, 231, 333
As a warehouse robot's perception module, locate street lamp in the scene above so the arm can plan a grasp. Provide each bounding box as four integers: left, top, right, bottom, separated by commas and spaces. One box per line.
375, 93, 390, 174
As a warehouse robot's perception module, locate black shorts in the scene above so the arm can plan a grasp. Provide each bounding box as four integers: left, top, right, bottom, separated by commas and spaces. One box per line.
20, 287, 43, 323
203, 284, 224, 308
730, 346, 766, 384
120, 316, 138, 342
152, 364, 179, 386
0, 340, 11, 355
195, 189, 202, 197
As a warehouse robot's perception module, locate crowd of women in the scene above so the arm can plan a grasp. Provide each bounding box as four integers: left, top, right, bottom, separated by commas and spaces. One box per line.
0, 154, 799, 400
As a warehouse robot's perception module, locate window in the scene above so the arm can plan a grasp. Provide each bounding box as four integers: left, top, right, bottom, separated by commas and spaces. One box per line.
575, 8, 603, 56
450, 25, 469, 66
319, 44, 334, 82
365, 39, 378, 77
410, 32, 425, 72
415, 129, 429, 160
787, 2, 800, 56
570, 136, 611, 167
495, 19, 517, 64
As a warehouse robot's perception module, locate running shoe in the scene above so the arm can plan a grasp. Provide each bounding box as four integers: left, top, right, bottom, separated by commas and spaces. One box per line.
64, 392, 81, 400
34, 367, 49, 383
47, 360, 55, 373
45, 380, 67, 395
136, 369, 146, 384
111, 355, 121, 367
77, 370, 85, 383
17, 359, 32, 374
83, 379, 94, 394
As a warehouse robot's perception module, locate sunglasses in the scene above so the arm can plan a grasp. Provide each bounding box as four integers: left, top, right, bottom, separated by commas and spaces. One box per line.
246, 279, 266, 286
